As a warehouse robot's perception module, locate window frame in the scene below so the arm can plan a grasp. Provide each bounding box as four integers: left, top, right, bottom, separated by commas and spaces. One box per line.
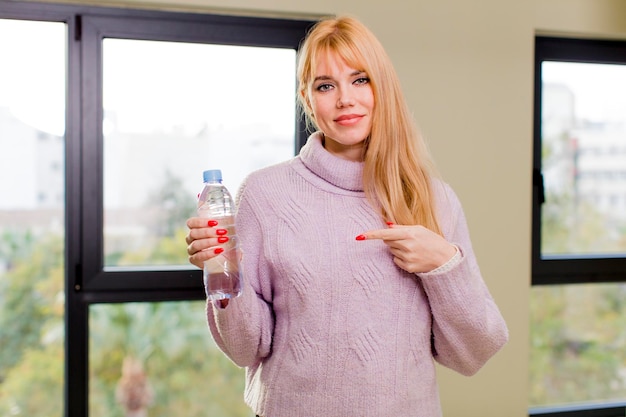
78, 8, 312, 296
532, 35, 626, 286
531, 35, 626, 417
530, 402, 626, 417
0, 2, 313, 416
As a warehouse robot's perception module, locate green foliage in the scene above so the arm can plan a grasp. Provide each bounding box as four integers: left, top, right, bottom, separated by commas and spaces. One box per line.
0, 233, 63, 378
532, 133, 626, 407
0, 344, 63, 416
0, 232, 64, 416
106, 229, 192, 268
0, 229, 35, 270
541, 190, 618, 255
146, 169, 197, 238
530, 284, 626, 406
0, 226, 250, 416
89, 301, 249, 417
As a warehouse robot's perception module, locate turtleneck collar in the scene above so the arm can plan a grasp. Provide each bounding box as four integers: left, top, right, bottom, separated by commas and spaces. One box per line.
298, 132, 364, 192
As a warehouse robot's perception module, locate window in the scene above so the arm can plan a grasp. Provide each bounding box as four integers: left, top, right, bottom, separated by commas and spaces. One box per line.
0, 2, 312, 416
101, 38, 296, 270
0, 18, 66, 416
531, 36, 626, 417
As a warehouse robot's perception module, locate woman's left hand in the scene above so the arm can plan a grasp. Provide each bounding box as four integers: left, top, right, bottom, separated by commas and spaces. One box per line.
356, 224, 457, 274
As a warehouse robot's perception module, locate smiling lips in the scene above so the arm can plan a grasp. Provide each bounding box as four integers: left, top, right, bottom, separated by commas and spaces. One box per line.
335, 114, 363, 125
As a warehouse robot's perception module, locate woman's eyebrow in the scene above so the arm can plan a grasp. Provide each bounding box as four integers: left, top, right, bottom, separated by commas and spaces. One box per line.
313, 70, 366, 83
313, 75, 333, 83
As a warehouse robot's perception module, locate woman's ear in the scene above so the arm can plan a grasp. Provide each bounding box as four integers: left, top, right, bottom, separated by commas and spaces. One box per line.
299, 88, 310, 108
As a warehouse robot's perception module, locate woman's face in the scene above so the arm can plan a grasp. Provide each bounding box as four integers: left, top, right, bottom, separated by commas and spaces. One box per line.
306, 51, 374, 162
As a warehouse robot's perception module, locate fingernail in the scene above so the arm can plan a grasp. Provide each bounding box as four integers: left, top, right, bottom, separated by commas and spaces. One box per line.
208, 220, 218, 227
386, 222, 394, 226
355, 234, 366, 241
216, 229, 228, 236
214, 247, 224, 255
217, 236, 229, 243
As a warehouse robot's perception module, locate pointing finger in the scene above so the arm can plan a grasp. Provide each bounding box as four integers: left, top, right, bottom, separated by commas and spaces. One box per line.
356, 228, 398, 241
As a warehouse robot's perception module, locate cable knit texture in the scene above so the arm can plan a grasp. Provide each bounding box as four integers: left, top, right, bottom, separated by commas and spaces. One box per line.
206, 132, 508, 417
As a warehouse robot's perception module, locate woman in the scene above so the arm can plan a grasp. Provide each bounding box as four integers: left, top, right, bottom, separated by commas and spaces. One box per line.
186, 15, 508, 417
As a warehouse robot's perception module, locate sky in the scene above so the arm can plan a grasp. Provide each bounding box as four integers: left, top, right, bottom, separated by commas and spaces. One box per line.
543, 61, 626, 123
0, 18, 296, 137
0, 18, 298, 209
0, 19, 66, 136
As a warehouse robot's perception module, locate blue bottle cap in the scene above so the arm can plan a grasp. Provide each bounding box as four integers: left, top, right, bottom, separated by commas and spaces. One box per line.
203, 169, 222, 182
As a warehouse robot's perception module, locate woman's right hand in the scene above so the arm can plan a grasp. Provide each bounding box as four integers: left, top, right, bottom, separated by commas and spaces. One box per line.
185, 217, 231, 269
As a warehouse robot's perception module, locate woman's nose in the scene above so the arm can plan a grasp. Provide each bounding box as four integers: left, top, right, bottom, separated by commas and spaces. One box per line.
337, 90, 355, 108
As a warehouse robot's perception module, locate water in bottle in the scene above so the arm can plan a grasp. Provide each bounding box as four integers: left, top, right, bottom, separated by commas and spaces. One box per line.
197, 169, 242, 301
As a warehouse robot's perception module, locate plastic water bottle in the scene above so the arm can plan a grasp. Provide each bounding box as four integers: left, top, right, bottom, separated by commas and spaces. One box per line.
197, 169, 242, 301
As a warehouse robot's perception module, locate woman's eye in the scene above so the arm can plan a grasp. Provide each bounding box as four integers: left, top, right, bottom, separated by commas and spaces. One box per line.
354, 77, 370, 85
316, 83, 333, 92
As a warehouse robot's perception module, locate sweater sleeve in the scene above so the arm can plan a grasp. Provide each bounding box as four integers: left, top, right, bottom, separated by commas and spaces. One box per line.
418, 182, 508, 376
206, 181, 275, 368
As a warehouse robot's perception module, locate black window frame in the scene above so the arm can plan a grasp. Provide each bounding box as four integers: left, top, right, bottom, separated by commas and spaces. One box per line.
0, 2, 313, 416
531, 35, 626, 417
78, 8, 312, 296
533, 36, 626, 286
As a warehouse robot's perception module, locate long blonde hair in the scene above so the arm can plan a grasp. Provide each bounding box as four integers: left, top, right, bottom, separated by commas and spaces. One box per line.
297, 16, 441, 233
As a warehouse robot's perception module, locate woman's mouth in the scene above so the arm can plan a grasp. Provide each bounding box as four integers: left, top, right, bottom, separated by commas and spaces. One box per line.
335, 114, 363, 126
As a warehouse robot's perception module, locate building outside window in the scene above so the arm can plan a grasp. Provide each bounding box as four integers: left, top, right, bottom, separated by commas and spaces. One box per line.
531, 36, 626, 417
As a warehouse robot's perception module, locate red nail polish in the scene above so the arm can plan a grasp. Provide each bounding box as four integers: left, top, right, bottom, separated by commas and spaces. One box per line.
355, 234, 366, 241
208, 220, 218, 227
214, 247, 224, 255
386, 221, 394, 226
217, 236, 229, 243
216, 229, 227, 236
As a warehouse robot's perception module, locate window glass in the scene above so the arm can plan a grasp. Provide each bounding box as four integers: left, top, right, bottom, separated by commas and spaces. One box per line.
89, 301, 248, 416
530, 283, 626, 408
540, 62, 626, 258
0, 19, 65, 416
102, 39, 296, 269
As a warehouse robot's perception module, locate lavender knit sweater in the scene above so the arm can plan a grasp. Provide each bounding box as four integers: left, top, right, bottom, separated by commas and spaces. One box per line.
207, 132, 508, 417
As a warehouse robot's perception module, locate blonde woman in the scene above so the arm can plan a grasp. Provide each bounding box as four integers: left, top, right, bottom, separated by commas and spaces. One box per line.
186, 15, 508, 417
